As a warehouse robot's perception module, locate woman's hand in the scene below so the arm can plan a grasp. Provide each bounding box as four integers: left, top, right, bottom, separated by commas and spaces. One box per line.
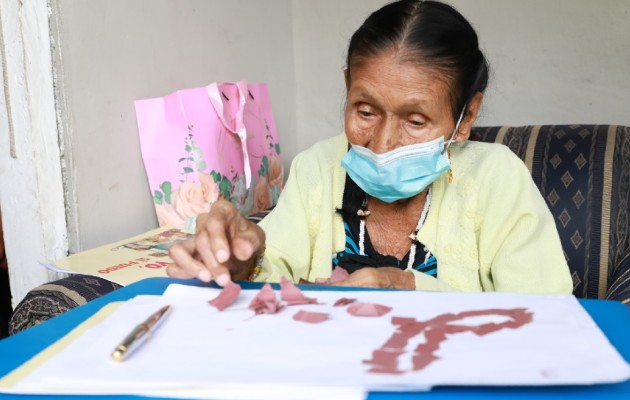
167, 199, 265, 286
332, 267, 415, 289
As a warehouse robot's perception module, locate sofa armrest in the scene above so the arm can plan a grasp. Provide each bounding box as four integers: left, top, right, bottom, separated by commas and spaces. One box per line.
8, 275, 122, 335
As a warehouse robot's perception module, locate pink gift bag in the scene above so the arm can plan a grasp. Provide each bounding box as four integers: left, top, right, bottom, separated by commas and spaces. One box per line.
135, 81, 283, 229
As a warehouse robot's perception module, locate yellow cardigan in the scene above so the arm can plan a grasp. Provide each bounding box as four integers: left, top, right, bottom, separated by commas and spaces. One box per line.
257, 133, 573, 294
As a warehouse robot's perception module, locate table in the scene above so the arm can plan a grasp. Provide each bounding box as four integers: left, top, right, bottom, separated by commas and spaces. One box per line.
1, 277, 629, 399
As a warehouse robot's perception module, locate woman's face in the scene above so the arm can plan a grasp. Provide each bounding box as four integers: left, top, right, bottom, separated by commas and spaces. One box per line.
345, 53, 465, 154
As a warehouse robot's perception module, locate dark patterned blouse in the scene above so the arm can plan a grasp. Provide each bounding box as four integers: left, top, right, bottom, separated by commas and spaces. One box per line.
333, 176, 438, 276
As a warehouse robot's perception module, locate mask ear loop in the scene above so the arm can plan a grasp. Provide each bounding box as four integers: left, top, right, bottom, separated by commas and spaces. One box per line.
445, 107, 466, 149
444, 107, 466, 184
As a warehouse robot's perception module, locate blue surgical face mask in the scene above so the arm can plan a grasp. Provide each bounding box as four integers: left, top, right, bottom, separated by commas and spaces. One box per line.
341, 110, 465, 203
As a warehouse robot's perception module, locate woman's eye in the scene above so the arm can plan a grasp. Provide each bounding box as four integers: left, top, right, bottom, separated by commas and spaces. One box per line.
358, 110, 373, 118
408, 119, 424, 127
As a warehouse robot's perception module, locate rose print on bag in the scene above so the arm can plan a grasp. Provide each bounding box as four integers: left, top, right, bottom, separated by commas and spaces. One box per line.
198, 170, 220, 204
151, 128, 217, 227
252, 176, 272, 214
155, 203, 185, 228
173, 182, 210, 219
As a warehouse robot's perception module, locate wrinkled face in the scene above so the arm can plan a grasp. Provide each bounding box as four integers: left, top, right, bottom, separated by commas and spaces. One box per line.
345, 53, 461, 154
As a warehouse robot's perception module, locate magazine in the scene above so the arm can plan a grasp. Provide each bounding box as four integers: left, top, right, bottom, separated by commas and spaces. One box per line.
44, 227, 192, 286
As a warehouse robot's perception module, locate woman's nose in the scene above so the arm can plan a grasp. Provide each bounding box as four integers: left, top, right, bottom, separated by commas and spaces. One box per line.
371, 115, 400, 154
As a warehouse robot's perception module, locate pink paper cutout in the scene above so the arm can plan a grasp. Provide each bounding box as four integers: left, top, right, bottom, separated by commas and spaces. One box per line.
333, 297, 357, 307
329, 266, 350, 283
292, 310, 329, 324
280, 276, 318, 305
304, 266, 351, 285
207, 280, 241, 311
364, 308, 533, 374
347, 302, 392, 317
248, 283, 283, 315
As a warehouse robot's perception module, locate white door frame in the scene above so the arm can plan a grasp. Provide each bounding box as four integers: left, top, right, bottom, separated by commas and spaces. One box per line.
0, 0, 68, 308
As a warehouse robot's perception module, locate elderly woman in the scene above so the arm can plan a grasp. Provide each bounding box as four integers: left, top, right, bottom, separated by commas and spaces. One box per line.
167, 0, 572, 293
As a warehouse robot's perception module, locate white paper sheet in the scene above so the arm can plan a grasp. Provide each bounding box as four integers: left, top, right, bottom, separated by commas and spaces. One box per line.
6, 285, 630, 399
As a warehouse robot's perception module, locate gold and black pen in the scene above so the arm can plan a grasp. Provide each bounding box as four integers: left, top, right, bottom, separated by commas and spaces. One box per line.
111, 304, 172, 362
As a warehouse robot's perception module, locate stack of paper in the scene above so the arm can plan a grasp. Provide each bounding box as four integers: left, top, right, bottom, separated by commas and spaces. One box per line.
1, 285, 629, 399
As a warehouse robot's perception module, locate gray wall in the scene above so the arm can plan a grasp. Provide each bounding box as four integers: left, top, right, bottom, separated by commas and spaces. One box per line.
54, 0, 297, 250
54, 0, 630, 251
292, 0, 630, 151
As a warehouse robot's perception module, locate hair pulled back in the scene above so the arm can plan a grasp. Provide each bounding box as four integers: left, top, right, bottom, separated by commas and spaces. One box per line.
346, 0, 489, 119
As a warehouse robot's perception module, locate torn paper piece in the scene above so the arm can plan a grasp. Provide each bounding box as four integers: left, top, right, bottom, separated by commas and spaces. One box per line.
280, 277, 319, 305
329, 266, 350, 283
293, 310, 329, 324
313, 266, 352, 285
333, 298, 357, 307
207, 280, 241, 311
347, 302, 392, 317
248, 283, 283, 315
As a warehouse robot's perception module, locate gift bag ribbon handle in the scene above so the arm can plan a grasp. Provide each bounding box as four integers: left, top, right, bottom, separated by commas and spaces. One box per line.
207, 81, 252, 188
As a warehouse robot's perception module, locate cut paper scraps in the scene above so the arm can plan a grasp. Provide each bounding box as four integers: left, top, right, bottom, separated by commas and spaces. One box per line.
365, 308, 533, 374
248, 283, 283, 315
280, 277, 319, 305
208, 278, 386, 322
334, 297, 357, 307
293, 310, 329, 324
207, 280, 241, 311
347, 302, 392, 317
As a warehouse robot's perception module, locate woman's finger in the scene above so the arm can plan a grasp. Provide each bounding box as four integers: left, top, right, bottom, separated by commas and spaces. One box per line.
166, 263, 196, 279
231, 224, 266, 261
195, 229, 231, 286
202, 200, 236, 264
195, 229, 219, 268
167, 238, 211, 281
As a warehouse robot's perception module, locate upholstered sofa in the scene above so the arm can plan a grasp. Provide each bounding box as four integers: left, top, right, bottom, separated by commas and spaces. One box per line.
474, 125, 630, 302
8, 124, 630, 335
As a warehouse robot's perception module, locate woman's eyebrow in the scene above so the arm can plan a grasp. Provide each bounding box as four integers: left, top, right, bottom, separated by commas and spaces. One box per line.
350, 90, 378, 103
350, 88, 436, 114
399, 98, 433, 113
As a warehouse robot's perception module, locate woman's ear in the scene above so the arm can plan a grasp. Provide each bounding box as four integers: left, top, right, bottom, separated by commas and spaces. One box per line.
456, 92, 484, 141
344, 68, 350, 90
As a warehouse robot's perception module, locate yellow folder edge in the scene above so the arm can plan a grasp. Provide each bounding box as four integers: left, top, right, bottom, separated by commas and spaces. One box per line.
0, 302, 122, 389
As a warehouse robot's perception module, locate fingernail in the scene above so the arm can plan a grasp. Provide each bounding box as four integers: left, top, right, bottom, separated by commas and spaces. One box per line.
198, 269, 211, 282
216, 274, 230, 287
216, 249, 229, 263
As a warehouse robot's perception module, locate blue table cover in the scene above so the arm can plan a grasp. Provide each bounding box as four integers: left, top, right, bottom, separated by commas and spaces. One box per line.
1, 277, 629, 399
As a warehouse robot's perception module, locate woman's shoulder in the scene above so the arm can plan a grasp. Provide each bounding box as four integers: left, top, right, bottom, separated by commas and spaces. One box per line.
455, 140, 527, 173
450, 140, 534, 192
293, 133, 348, 168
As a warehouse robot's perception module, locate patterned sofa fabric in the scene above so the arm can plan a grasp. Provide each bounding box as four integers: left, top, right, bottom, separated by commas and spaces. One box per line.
8, 276, 122, 335
474, 125, 630, 304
